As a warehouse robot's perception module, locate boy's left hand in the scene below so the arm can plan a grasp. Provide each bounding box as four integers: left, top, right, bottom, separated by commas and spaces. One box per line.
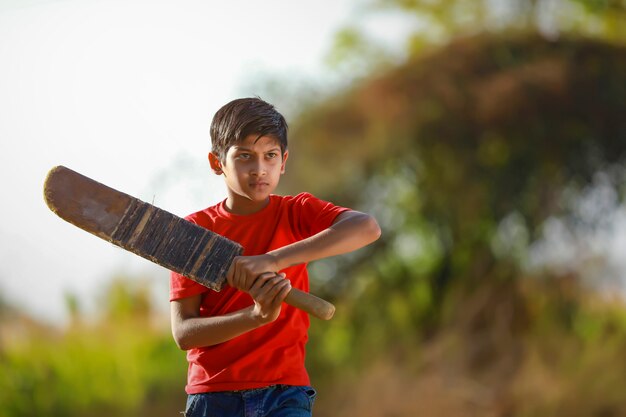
227, 254, 281, 292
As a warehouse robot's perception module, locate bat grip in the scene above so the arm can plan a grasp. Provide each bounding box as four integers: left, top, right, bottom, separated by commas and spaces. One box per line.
285, 288, 335, 320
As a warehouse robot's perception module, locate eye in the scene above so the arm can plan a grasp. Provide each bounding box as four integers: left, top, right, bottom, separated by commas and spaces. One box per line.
266, 152, 278, 159
237, 153, 251, 160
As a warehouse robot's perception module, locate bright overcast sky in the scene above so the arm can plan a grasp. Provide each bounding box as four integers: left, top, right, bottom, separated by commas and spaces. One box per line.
0, 0, 376, 325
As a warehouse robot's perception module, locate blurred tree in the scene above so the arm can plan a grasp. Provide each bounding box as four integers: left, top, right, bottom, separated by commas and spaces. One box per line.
64, 291, 81, 326
386, 0, 626, 40
290, 32, 626, 307
0, 274, 186, 417
324, 0, 626, 80
98, 275, 153, 324
293, 19, 626, 413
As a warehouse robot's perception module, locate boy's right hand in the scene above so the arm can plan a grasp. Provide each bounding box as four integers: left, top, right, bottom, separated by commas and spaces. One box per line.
247, 272, 292, 324
227, 254, 281, 291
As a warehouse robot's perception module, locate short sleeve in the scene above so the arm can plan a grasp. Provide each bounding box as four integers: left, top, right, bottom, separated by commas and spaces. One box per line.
292, 193, 350, 238
169, 270, 208, 301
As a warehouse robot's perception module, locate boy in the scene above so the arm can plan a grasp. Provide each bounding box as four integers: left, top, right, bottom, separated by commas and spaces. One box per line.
170, 97, 381, 417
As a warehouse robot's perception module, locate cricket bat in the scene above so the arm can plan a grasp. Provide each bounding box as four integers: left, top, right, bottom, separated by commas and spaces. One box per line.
43, 165, 335, 320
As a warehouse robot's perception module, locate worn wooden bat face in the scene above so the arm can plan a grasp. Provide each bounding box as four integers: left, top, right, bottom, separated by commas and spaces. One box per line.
44, 165, 336, 320
44, 166, 242, 291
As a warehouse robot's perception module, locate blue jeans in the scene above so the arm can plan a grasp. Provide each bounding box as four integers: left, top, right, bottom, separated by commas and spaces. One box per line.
184, 385, 317, 417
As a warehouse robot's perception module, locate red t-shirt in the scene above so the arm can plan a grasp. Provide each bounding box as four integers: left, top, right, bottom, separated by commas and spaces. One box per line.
170, 192, 349, 393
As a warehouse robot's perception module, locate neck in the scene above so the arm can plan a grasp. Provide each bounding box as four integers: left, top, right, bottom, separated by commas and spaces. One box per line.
224, 194, 271, 216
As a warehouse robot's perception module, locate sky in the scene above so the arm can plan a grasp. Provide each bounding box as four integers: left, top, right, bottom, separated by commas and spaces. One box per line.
0, 0, 355, 325
0, 0, 416, 325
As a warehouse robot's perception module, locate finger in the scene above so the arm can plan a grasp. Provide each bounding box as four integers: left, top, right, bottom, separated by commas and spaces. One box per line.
233, 262, 250, 291
255, 275, 287, 305
264, 276, 290, 300
228, 257, 248, 288
249, 272, 280, 298
268, 279, 292, 308
275, 279, 292, 300
253, 272, 285, 290
232, 262, 242, 289
256, 272, 279, 287
226, 258, 237, 287
243, 268, 262, 291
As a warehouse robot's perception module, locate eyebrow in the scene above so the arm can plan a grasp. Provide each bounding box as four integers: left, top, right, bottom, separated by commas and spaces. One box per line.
233, 146, 281, 153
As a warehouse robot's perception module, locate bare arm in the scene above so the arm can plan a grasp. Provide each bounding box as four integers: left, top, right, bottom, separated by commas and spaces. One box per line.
272, 210, 381, 269
171, 272, 291, 350
228, 210, 381, 290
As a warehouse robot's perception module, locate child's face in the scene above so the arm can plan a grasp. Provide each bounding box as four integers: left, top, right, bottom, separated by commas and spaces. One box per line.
209, 134, 288, 213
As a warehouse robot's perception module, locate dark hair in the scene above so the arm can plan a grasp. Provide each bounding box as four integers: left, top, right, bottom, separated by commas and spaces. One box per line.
210, 97, 288, 161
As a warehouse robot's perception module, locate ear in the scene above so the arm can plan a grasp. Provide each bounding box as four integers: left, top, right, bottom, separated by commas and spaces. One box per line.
208, 152, 223, 175
280, 150, 289, 174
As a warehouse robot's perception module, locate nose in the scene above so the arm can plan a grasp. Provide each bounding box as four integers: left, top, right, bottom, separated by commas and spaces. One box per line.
250, 158, 267, 176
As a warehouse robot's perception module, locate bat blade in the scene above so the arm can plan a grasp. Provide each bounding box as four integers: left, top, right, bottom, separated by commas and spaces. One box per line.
43, 165, 242, 291
44, 165, 336, 320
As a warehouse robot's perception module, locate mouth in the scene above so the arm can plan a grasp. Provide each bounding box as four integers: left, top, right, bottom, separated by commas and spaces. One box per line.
249, 182, 270, 188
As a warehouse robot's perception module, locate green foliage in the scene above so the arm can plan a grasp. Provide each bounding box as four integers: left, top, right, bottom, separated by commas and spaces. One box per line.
0, 279, 186, 417
372, 0, 626, 42
99, 276, 153, 322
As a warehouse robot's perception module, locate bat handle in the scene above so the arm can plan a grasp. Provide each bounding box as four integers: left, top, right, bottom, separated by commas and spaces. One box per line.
285, 288, 335, 320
